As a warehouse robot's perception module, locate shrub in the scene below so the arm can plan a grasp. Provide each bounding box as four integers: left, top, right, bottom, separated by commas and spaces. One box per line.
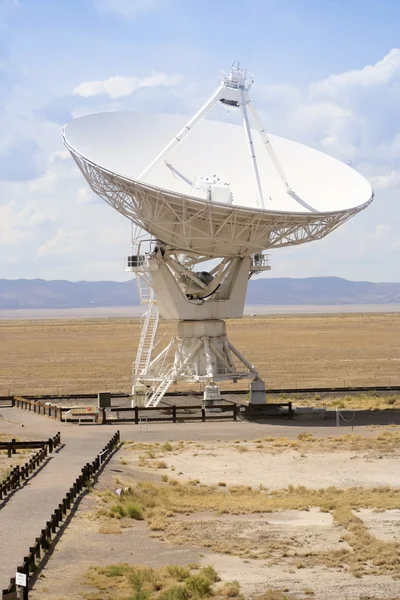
129, 567, 156, 591
129, 590, 151, 600
162, 442, 174, 451
297, 432, 313, 441
111, 504, 126, 518
160, 585, 189, 600
125, 501, 144, 520
220, 581, 241, 597
157, 461, 168, 469
106, 565, 126, 577
200, 566, 220, 583
166, 566, 191, 581
185, 575, 213, 597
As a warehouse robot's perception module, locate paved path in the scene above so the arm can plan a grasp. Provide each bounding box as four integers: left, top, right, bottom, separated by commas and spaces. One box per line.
0, 408, 119, 592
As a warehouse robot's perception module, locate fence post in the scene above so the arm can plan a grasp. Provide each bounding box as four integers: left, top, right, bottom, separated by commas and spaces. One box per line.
23, 558, 29, 600
172, 406, 177, 423
134, 406, 139, 425
233, 403, 237, 421
201, 408, 206, 422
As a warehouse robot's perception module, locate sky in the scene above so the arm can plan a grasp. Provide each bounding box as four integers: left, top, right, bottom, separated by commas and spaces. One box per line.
0, 0, 400, 282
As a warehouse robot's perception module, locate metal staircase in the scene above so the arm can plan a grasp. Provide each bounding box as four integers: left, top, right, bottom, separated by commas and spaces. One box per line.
145, 366, 174, 408
133, 276, 159, 378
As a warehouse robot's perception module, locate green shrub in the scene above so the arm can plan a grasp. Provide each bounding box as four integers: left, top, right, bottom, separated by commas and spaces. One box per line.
162, 442, 173, 451
160, 585, 189, 600
106, 565, 126, 577
185, 575, 213, 597
166, 566, 191, 581
110, 504, 126, 517
220, 581, 240, 597
129, 590, 151, 600
199, 566, 220, 583
125, 501, 144, 520
129, 567, 156, 591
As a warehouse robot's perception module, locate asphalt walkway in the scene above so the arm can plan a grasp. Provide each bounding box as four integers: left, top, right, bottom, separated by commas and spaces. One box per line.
0, 408, 119, 592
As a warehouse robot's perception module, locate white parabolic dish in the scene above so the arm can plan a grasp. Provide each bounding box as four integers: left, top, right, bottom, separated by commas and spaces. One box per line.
63, 111, 373, 258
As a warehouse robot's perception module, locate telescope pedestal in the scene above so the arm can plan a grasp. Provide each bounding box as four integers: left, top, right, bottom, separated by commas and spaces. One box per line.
130, 248, 268, 407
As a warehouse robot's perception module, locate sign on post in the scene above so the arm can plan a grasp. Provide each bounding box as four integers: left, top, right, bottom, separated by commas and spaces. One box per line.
16, 572, 27, 586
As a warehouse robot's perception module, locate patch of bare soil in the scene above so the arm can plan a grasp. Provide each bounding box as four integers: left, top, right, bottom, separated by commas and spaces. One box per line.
157, 509, 349, 559
356, 509, 400, 542
123, 434, 400, 491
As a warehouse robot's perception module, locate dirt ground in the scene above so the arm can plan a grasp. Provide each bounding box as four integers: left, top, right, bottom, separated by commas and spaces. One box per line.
29, 429, 400, 600
124, 438, 400, 490
0, 312, 400, 396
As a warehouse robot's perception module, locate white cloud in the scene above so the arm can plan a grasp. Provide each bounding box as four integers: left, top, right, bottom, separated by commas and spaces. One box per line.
370, 170, 400, 191
36, 228, 86, 259
73, 72, 182, 99
0, 198, 55, 246
93, 0, 166, 20
310, 48, 400, 97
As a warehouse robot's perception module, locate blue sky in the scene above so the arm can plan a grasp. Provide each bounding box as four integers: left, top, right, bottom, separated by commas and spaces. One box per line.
1, 0, 400, 281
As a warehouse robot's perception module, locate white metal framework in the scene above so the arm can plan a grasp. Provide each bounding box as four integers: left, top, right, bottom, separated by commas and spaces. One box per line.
64, 153, 369, 259
63, 63, 374, 406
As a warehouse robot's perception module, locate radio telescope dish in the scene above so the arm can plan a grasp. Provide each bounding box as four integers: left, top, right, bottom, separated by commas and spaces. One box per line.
63, 64, 374, 407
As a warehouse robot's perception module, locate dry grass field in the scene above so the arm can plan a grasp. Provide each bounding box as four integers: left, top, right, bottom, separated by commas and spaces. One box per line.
0, 313, 399, 396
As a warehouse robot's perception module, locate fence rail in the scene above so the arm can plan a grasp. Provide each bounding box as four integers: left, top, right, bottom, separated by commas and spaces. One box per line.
0, 433, 61, 503
105, 404, 238, 424
1, 431, 120, 600
12, 397, 66, 421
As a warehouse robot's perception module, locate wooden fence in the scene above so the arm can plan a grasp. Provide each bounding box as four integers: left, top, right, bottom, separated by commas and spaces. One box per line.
2, 431, 120, 600
0, 433, 61, 502
13, 397, 65, 421
11, 396, 294, 423
0, 433, 61, 458
104, 403, 239, 424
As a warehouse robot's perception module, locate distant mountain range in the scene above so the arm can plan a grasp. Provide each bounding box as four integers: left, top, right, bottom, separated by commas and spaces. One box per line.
1, 277, 400, 310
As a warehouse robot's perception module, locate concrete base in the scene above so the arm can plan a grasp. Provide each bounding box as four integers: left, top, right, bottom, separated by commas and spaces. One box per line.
131, 382, 147, 407
203, 384, 221, 408
249, 379, 266, 404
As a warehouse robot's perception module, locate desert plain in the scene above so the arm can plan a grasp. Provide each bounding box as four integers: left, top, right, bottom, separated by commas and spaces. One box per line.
0, 312, 400, 395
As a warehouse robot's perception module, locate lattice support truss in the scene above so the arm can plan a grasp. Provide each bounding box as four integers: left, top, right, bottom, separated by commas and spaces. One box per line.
64, 147, 371, 259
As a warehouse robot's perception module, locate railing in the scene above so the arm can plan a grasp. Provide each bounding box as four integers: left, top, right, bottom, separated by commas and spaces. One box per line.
105, 404, 238, 424
13, 397, 65, 420
104, 402, 293, 423
1, 431, 120, 600
0, 433, 61, 502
